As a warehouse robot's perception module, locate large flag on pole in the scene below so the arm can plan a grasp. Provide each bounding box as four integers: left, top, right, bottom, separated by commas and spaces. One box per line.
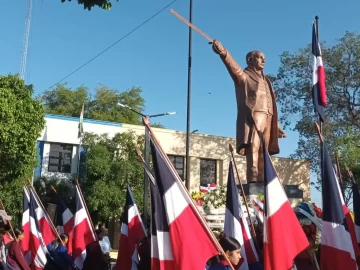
224, 161, 258, 270
261, 133, 309, 270
78, 104, 84, 138
149, 137, 219, 270
312, 23, 327, 122
115, 185, 146, 270
29, 191, 50, 270
56, 194, 74, 254
29, 188, 56, 245
22, 187, 31, 263
72, 185, 96, 268
353, 181, 360, 245
321, 145, 357, 269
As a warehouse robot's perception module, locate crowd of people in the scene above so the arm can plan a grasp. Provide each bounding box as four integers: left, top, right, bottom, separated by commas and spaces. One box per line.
0, 226, 117, 270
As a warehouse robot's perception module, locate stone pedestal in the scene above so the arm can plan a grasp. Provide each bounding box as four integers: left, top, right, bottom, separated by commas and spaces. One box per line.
238, 183, 304, 201
248, 182, 264, 200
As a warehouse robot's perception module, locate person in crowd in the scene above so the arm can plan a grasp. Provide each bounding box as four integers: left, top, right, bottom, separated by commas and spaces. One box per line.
0, 232, 7, 270
138, 236, 150, 270
208, 236, 242, 270
82, 229, 107, 270
6, 229, 30, 270
99, 228, 111, 256
47, 233, 78, 270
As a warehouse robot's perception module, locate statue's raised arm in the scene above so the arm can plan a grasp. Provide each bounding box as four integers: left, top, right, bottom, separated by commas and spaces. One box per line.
212, 40, 246, 84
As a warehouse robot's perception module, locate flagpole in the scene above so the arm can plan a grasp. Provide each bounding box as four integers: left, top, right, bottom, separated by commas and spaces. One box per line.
77, 103, 84, 177
142, 117, 235, 270
335, 151, 346, 199
0, 200, 16, 241
26, 179, 64, 245
228, 144, 258, 242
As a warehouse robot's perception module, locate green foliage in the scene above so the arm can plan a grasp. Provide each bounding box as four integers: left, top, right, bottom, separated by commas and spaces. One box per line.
79, 131, 145, 222
0, 74, 45, 223
61, 0, 118, 10
273, 32, 360, 196
40, 84, 145, 125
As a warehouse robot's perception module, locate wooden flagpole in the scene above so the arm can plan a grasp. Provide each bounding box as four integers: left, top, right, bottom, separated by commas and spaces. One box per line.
142, 117, 235, 270
228, 144, 258, 241
0, 200, 16, 241
26, 179, 64, 245
74, 178, 98, 241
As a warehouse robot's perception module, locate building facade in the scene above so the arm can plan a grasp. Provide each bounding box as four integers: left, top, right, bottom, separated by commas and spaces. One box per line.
36, 114, 311, 200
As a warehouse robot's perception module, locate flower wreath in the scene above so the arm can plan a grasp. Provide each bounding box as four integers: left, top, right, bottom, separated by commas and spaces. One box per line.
294, 202, 322, 248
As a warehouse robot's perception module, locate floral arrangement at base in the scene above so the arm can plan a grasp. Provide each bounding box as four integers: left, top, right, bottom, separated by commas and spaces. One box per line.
203, 185, 227, 210
294, 201, 322, 250
191, 191, 205, 206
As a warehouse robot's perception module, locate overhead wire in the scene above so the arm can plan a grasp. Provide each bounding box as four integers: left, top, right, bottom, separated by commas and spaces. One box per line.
44, 0, 177, 92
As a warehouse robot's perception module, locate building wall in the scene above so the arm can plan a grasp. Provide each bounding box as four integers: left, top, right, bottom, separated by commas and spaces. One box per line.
36, 114, 310, 200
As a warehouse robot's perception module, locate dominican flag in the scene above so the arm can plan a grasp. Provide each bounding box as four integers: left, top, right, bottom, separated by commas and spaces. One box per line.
115, 185, 146, 270
261, 133, 309, 270
353, 181, 360, 245
21, 187, 31, 263
29, 188, 57, 246
224, 161, 259, 270
150, 137, 218, 270
200, 184, 217, 193
321, 145, 357, 269
78, 104, 84, 138
72, 185, 96, 269
29, 191, 51, 270
312, 23, 327, 122
56, 194, 74, 254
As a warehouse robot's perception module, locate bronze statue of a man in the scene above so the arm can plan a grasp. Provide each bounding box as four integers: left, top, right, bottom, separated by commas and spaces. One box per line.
212, 40, 286, 182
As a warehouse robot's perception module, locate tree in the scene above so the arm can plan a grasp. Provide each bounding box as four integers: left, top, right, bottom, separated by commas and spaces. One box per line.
0, 74, 45, 223
273, 32, 360, 197
79, 131, 144, 223
61, 0, 117, 10
40, 84, 145, 125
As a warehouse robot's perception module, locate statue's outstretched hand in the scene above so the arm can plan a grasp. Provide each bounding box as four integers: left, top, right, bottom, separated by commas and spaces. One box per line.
212, 40, 225, 55
278, 128, 287, 138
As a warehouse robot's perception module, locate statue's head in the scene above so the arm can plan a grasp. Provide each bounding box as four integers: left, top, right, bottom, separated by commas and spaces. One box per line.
246, 51, 265, 71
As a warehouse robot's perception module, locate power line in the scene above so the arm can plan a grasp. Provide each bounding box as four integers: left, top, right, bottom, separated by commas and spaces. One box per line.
44, 0, 177, 92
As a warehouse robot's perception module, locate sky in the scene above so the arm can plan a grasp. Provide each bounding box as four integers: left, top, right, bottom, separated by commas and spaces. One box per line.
1, 0, 360, 206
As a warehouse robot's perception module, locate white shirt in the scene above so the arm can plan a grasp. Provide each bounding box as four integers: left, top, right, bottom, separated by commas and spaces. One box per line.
100, 236, 111, 254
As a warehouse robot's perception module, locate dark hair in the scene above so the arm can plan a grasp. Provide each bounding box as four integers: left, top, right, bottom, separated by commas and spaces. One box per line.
58, 233, 69, 243
208, 236, 241, 267
14, 228, 24, 238
95, 229, 103, 236
219, 236, 241, 252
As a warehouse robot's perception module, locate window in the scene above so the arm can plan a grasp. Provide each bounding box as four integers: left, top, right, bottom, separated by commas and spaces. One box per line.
200, 159, 217, 185
168, 155, 185, 180
48, 143, 73, 173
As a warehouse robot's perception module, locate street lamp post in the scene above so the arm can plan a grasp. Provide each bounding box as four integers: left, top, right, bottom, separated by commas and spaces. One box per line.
185, 0, 193, 191
117, 102, 176, 229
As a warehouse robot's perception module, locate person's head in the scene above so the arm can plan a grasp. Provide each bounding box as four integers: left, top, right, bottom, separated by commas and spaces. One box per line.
102, 228, 108, 236
95, 229, 104, 241
58, 233, 69, 245
246, 50, 266, 71
219, 236, 241, 266
14, 228, 24, 241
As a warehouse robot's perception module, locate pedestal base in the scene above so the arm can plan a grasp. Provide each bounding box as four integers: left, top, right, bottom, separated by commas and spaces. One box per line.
238, 183, 304, 200
248, 182, 264, 200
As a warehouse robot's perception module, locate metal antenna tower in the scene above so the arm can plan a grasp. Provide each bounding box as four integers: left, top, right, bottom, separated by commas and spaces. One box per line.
20, 0, 33, 81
